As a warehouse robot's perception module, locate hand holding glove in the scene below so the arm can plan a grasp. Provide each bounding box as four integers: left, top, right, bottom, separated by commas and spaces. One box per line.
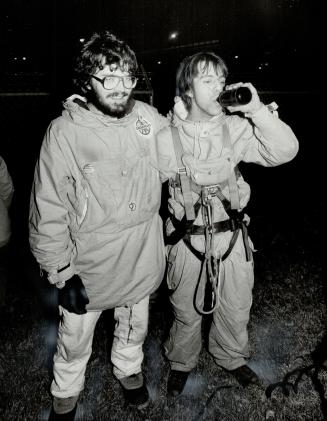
58, 275, 89, 314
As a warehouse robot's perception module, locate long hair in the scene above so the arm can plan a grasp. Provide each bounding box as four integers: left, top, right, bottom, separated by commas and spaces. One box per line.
73, 30, 138, 95
176, 52, 228, 111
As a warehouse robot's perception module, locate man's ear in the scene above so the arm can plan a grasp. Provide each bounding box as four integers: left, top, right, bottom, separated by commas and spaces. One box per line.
186, 89, 193, 98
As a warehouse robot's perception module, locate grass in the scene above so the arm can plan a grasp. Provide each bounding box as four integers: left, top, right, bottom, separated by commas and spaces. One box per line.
0, 207, 325, 421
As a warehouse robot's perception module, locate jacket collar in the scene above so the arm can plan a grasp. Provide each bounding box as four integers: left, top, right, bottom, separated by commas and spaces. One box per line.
173, 109, 227, 138
62, 94, 138, 128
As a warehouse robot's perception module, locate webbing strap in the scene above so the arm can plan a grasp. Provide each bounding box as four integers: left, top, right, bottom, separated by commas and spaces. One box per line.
183, 226, 242, 263
222, 124, 240, 210
194, 258, 221, 315
165, 200, 202, 245
171, 126, 195, 221
228, 170, 240, 210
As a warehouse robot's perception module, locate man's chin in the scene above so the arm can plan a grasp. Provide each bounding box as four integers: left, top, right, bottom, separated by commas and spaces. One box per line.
87, 90, 131, 117
100, 98, 133, 118
105, 104, 128, 118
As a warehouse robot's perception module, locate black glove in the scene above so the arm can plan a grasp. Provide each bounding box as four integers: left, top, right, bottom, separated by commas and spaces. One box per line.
58, 275, 89, 314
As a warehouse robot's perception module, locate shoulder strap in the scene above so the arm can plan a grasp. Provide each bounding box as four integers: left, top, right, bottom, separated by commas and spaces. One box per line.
222, 124, 240, 210
170, 127, 196, 221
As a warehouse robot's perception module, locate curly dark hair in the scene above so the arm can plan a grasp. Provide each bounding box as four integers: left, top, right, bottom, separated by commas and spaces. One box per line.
176, 51, 228, 111
73, 30, 138, 95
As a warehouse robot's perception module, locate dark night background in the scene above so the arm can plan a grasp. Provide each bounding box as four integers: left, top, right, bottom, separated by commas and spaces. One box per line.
0, 0, 323, 103
0, 1, 325, 418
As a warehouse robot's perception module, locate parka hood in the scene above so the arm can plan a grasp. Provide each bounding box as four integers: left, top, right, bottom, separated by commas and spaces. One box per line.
171, 97, 227, 138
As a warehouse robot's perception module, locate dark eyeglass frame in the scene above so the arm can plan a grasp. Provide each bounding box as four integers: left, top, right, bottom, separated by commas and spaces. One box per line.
91, 75, 137, 90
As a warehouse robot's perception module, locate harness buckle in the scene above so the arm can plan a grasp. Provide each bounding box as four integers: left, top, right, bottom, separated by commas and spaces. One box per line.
201, 184, 221, 205
178, 167, 187, 175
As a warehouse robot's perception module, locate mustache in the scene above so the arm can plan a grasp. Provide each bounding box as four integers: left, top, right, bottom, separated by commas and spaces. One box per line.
107, 92, 128, 98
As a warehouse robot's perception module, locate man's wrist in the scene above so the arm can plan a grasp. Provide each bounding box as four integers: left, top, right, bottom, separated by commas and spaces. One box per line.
55, 281, 66, 289
244, 102, 265, 119
46, 263, 75, 285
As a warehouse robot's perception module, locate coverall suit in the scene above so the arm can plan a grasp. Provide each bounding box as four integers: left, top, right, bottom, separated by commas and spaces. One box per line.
152, 103, 299, 372
29, 96, 168, 398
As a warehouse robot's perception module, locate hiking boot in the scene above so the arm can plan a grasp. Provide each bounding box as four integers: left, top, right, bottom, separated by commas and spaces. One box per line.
48, 395, 78, 420
119, 372, 149, 409
229, 365, 259, 387
167, 370, 190, 397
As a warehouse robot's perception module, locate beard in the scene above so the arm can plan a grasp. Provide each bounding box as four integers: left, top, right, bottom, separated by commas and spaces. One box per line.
89, 90, 134, 118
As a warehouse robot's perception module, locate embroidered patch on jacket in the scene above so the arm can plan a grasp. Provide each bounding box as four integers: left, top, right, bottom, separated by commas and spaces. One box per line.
136, 116, 152, 136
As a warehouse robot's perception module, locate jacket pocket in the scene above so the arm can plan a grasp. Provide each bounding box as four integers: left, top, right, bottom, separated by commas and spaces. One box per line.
58, 176, 89, 230
79, 160, 118, 230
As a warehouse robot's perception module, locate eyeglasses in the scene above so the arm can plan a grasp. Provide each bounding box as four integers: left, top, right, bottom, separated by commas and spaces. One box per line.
91, 75, 137, 90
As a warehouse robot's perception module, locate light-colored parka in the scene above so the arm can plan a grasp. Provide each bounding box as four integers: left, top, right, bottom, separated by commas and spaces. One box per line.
29, 96, 168, 310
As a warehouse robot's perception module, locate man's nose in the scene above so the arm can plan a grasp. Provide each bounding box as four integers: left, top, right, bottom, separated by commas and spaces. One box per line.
212, 83, 222, 93
116, 78, 125, 89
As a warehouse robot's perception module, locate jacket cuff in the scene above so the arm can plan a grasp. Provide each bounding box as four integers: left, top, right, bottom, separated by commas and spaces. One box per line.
47, 263, 75, 285
244, 103, 266, 119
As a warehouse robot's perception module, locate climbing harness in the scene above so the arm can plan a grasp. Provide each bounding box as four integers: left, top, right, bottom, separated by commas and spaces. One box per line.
191, 183, 248, 315
168, 126, 252, 315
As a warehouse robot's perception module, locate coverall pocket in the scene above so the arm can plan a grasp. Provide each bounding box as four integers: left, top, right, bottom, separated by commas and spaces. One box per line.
166, 243, 184, 291
219, 254, 254, 313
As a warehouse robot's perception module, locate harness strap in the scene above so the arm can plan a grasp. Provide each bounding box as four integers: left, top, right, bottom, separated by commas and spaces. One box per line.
222, 124, 240, 210
241, 222, 252, 261
165, 201, 202, 245
183, 225, 246, 263
169, 204, 244, 239
185, 216, 243, 235
171, 126, 195, 221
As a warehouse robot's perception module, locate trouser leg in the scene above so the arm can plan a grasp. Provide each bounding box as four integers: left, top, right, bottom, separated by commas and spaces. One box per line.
209, 234, 254, 370
111, 295, 149, 380
51, 308, 101, 398
164, 241, 203, 372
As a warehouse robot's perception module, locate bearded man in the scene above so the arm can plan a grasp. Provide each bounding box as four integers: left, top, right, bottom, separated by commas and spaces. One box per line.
29, 30, 168, 420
